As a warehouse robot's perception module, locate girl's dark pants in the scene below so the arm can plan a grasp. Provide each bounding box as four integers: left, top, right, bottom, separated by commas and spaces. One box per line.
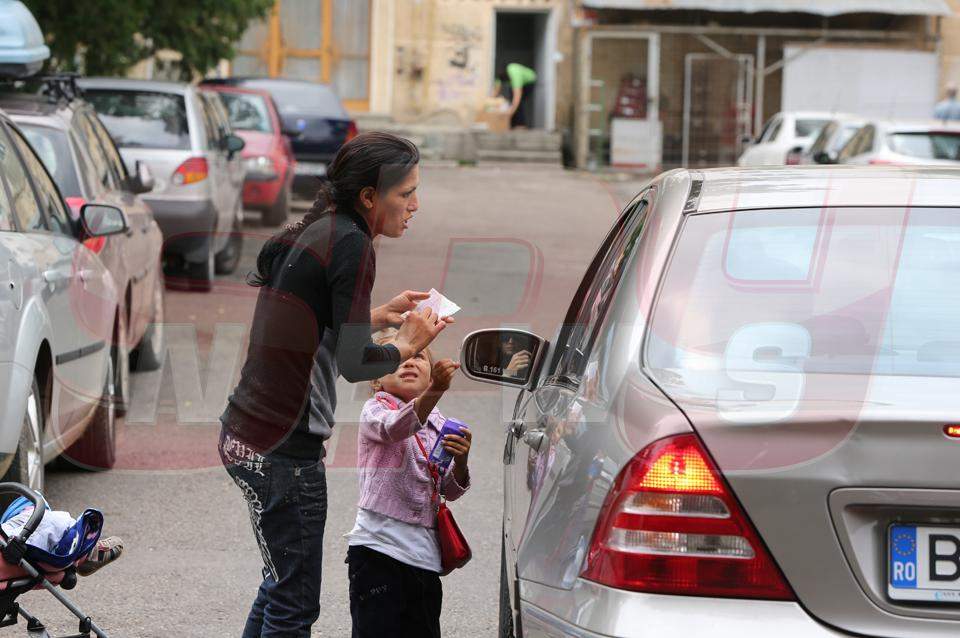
347, 545, 442, 638
219, 429, 327, 638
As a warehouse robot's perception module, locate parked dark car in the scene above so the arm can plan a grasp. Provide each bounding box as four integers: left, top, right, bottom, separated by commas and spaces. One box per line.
202, 85, 296, 226
0, 89, 166, 406
202, 77, 356, 199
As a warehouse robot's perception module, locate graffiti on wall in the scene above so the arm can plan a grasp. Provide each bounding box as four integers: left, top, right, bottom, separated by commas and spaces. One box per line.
433, 22, 484, 104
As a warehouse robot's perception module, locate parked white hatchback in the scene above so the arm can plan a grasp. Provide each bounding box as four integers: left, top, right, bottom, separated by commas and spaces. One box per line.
837, 119, 960, 166
737, 111, 834, 166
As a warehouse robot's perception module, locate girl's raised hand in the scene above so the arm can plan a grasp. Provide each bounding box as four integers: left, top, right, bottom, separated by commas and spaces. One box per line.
429, 359, 460, 393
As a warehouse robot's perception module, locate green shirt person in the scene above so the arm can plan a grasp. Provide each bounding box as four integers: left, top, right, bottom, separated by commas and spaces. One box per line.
494, 63, 538, 128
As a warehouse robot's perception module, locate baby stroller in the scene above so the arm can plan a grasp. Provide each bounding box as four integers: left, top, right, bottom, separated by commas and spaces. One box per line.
0, 484, 108, 638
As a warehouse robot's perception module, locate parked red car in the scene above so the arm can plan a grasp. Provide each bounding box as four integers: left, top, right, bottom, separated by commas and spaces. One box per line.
202, 85, 295, 226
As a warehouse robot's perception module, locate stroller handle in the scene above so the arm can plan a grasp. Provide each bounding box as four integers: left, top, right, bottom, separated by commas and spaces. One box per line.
0, 483, 46, 544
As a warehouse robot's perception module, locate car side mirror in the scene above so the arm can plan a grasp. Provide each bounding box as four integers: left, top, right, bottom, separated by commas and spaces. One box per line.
80, 203, 127, 238
813, 150, 835, 165
460, 329, 548, 390
125, 160, 154, 194
224, 134, 245, 158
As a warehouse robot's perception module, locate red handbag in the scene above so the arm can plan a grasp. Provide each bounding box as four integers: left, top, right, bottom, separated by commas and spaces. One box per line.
414, 433, 472, 575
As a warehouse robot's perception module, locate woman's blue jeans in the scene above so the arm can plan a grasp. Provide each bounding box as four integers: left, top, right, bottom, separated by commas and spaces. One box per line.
220, 429, 328, 638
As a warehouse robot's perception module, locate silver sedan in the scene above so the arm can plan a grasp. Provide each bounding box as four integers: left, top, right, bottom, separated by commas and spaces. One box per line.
463, 166, 960, 638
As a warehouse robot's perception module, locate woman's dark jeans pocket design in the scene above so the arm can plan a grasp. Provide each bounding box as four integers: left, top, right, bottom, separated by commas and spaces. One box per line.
220, 430, 328, 638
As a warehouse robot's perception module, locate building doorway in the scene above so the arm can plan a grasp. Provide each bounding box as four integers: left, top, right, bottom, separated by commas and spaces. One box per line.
232, 0, 372, 112
493, 9, 555, 130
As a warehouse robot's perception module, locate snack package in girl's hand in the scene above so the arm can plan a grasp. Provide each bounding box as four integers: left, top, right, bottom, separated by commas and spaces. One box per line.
415, 289, 461, 318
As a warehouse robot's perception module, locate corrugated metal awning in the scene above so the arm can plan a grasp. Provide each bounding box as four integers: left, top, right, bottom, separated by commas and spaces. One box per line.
581, 0, 953, 16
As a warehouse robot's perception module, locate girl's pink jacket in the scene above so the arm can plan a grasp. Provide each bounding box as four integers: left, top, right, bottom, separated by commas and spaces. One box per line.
356, 391, 470, 527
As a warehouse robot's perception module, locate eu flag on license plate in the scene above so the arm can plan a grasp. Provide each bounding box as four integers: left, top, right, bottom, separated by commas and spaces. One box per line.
890, 525, 918, 588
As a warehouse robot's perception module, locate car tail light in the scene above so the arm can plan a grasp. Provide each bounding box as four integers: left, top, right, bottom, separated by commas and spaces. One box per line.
346, 120, 358, 143
172, 157, 209, 185
582, 434, 794, 600
785, 147, 803, 165
869, 158, 896, 165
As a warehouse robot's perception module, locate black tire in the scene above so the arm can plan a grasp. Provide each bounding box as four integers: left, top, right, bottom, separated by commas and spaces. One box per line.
215, 213, 243, 275
62, 355, 117, 471
1, 377, 45, 496
499, 536, 517, 638
185, 244, 215, 292
111, 313, 130, 418
131, 267, 166, 372
262, 183, 289, 227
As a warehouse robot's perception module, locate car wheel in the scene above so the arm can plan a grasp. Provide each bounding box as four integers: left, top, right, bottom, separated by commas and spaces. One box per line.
499, 536, 517, 638
131, 267, 166, 372
111, 313, 130, 417
185, 244, 215, 292
263, 183, 290, 227
215, 212, 243, 275
62, 354, 117, 471
1, 377, 45, 493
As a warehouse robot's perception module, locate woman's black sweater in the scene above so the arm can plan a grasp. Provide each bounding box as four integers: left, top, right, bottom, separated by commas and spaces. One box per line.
220, 209, 400, 458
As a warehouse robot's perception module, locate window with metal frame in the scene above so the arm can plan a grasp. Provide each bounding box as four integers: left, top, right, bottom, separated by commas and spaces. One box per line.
84, 111, 129, 184
0, 122, 43, 232
10, 126, 73, 236
550, 196, 651, 383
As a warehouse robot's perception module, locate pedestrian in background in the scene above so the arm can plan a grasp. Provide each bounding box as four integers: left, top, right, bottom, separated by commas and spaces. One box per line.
218, 132, 452, 637
935, 83, 960, 120
494, 62, 538, 129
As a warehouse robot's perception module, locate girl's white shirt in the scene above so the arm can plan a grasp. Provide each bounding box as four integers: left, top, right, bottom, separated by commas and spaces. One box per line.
345, 508, 442, 573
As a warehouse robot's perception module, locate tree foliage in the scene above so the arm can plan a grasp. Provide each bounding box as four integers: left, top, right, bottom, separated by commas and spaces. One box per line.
23, 0, 273, 79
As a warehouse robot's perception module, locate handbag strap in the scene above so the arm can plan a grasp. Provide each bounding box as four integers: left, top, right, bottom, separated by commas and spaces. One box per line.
413, 432, 442, 507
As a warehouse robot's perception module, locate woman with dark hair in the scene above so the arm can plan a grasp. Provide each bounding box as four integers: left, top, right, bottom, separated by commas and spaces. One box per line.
218, 132, 449, 637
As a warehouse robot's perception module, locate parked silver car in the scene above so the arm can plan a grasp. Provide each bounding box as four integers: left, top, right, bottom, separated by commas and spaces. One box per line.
838, 119, 960, 166
78, 78, 245, 290
463, 166, 960, 638
2, 88, 166, 409
0, 108, 128, 489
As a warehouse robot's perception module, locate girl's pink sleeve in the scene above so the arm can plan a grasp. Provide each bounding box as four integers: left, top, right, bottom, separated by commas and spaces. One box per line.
441, 466, 470, 501
359, 397, 423, 444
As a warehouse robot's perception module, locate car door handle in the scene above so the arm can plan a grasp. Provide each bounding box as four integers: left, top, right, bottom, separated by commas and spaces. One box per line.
42, 269, 71, 284
522, 429, 547, 453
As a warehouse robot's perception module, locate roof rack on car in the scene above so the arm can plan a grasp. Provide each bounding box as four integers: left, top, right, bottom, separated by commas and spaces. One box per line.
39, 72, 83, 103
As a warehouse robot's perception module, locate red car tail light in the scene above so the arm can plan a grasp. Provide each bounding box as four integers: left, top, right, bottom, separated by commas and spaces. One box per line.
172, 157, 209, 185
346, 120, 358, 143
582, 434, 794, 600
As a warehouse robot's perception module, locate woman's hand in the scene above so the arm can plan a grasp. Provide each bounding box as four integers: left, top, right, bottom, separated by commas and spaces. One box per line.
395, 308, 446, 360
429, 359, 460, 394
373, 290, 430, 329
505, 350, 531, 374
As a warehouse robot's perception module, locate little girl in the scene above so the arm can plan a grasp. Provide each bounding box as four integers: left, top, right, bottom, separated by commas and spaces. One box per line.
346, 328, 472, 638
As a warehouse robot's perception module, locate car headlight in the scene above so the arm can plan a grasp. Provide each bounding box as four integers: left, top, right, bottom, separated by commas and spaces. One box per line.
243, 155, 278, 180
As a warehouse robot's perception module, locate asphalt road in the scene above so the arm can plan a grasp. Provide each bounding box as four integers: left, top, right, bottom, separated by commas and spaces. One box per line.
22, 165, 642, 637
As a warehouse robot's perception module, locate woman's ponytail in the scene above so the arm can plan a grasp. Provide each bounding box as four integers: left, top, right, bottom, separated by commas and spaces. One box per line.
248, 132, 419, 287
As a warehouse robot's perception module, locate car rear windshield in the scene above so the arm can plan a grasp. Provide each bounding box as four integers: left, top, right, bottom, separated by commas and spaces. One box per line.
241, 80, 346, 118
18, 124, 82, 198
888, 132, 960, 160
219, 92, 273, 133
647, 207, 960, 389
795, 118, 830, 138
84, 90, 191, 150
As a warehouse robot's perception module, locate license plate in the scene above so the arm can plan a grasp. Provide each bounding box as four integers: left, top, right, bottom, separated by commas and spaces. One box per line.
294, 161, 326, 176
889, 524, 960, 602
